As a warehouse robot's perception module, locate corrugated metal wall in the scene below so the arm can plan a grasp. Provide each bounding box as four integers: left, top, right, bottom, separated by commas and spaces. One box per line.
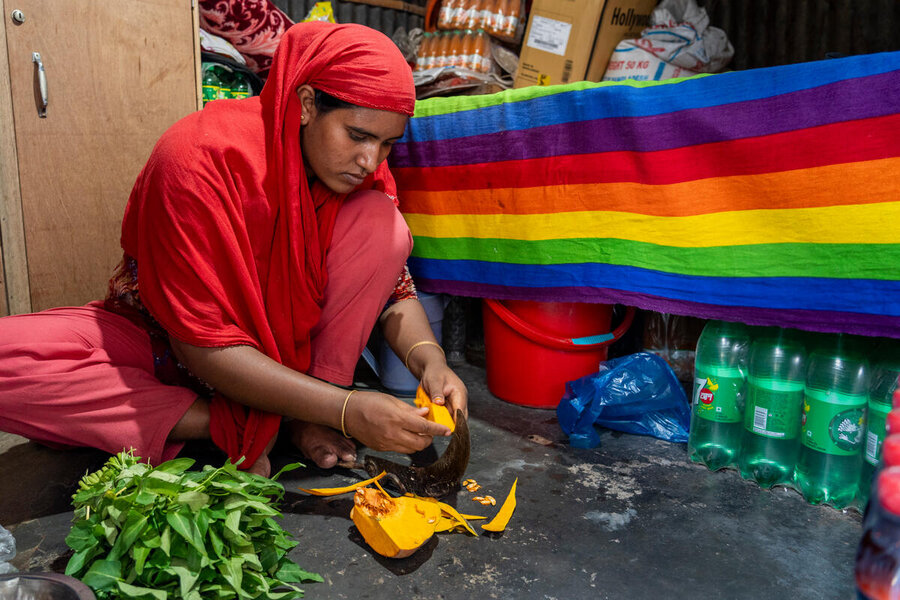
272, 0, 427, 36
699, 0, 900, 70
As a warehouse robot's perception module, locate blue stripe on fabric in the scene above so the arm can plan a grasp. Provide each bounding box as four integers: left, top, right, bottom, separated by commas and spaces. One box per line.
406, 257, 900, 316
399, 51, 900, 144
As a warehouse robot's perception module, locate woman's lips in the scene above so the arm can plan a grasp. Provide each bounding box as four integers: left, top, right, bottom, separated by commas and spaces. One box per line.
342, 172, 366, 186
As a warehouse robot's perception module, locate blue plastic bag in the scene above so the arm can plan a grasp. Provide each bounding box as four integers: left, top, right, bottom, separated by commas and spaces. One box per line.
557, 352, 691, 448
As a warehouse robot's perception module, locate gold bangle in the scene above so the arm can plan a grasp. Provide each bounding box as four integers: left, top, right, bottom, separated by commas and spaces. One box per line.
341, 389, 357, 439
404, 340, 445, 371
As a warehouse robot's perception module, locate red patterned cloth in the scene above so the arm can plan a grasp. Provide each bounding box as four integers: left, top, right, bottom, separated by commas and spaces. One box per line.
199, 0, 293, 75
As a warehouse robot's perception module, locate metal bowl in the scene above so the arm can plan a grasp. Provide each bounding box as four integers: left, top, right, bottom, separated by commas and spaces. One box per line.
0, 572, 96, 600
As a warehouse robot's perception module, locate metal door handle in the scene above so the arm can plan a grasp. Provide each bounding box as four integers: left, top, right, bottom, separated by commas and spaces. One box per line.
32, 52, 47, 118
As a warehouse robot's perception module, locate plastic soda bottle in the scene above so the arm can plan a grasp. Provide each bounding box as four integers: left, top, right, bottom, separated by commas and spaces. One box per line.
795, 334, 869, 508
438, 0, 459, 30
472, 29, 492, 73
688, 320, 751, 471
856, 465, 900, 599
415, 32, 431, 71
860, 357, 900, 507
230, 72, 250, 99
201, 63, 221, 106
500, 0, 521, 37
737, 328, 807, 488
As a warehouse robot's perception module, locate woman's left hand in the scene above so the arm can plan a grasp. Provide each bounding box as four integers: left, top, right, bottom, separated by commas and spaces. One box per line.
420, 363, 468, 420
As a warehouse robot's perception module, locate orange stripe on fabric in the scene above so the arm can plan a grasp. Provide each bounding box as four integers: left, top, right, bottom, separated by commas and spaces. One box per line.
397, 157, 900, 217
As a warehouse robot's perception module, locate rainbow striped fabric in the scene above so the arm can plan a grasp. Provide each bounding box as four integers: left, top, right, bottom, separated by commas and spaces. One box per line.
390, 51, 900, 338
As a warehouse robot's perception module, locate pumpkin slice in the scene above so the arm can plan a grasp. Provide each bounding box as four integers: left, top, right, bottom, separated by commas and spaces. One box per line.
298, 471, 386, 496
351, 487, 441, 558
414, 386, 455, 432
436, 501, 477, 536
481, 478, 517, 533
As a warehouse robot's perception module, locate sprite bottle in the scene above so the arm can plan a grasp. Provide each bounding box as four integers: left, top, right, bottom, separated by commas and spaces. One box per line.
795, 334, 869, 508
688, 320, 751, 471
737, 328, 807, 488
201, 63, 221, 106
859, 348, 900, 507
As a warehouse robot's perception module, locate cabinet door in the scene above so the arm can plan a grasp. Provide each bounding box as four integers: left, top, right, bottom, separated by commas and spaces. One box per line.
1, 0, 199, 314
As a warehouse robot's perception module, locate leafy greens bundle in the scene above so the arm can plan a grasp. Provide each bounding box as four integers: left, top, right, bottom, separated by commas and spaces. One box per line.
65, 450, 322, 599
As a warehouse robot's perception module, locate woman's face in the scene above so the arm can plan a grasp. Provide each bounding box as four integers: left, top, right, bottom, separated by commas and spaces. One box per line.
299, 88, 408, 194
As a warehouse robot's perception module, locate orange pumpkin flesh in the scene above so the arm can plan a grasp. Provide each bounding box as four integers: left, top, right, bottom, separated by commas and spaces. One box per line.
350, 487, 441, 558
414, 386, 456, 432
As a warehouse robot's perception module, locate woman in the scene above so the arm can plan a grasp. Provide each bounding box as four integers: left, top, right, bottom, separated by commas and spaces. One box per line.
0, 22, 467, 477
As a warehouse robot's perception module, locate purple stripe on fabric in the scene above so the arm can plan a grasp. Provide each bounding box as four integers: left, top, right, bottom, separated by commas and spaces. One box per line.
392, 71, 900, 168
415, 279, 900, 338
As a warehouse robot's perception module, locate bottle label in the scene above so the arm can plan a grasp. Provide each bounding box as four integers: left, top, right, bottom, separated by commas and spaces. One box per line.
865, 400, 891, 465
202, 84, 219, 103
692, 370, 744, 423
743, 378, 804, 439
801, 389, 867, 455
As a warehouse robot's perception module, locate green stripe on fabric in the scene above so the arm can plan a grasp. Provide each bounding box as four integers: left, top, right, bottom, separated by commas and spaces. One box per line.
411, 237, 900, 280
412, 75, 709, 118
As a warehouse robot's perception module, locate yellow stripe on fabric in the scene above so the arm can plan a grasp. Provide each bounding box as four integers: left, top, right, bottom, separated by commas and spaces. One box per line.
402, 201, 900, 247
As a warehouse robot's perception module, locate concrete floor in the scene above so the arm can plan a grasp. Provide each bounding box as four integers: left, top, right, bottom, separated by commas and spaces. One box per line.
0, 361, 862, 599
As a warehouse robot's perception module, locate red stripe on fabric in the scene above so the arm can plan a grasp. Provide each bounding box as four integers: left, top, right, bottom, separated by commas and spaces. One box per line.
393, 113, 900, 192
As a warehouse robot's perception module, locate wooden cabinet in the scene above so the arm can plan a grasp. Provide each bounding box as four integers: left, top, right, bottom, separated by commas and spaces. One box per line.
0, 0, 200, 315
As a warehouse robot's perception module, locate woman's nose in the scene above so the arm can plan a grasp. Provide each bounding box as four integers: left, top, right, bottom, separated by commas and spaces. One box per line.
358, 144, 379, 173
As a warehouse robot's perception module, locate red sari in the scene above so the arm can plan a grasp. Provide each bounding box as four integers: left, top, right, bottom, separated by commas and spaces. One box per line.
119, 22, 415, 467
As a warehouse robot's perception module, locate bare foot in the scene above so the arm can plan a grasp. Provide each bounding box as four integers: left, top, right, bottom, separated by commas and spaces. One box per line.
246, 433, 277, 478
289, 421, 357, 469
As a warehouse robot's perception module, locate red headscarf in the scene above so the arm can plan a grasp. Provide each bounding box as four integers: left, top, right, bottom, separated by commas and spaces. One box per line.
120, 22, 415, 468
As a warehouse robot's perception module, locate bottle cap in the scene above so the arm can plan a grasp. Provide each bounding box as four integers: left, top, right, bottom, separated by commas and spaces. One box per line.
877, 466, 900, 515
883, 433, 900, 466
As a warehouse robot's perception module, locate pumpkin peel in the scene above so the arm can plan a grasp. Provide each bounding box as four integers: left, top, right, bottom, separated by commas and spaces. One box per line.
436, 501, 478, 536
481, 478, 517, 533
414, 386, 455, 432
350, 487, 440, 558
298, 471, 386, 496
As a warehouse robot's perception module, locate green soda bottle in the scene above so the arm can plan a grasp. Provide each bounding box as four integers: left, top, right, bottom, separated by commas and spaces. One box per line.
213, 65, 232, 99
230, 72, 251, 99
688, 320, 751, 471
201, 63, 221, 106
795, 334, 869, 508
737, 328, 807, 488
859, 345, 900, 507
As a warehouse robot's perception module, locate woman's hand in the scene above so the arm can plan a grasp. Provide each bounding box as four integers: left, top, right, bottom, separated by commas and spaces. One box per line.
344, 390, 451, 454
420, 363, 469, 420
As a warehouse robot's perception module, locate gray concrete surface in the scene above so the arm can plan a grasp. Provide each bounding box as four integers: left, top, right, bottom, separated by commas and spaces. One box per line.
1, 361, 862, 599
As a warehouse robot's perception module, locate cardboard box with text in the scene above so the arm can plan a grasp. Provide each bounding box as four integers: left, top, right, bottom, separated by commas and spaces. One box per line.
513, 0, 658, 88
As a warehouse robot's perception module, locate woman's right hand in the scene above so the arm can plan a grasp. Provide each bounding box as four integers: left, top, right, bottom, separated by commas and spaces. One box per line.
344, 390, 451, 454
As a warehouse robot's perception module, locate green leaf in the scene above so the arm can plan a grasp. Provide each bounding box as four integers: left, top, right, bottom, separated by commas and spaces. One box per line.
98, 518, 118, 546
154, 457, 195, 475
177, 490, 210, 511
65, 519, 99, 552
275, 561, 323, 584
82, 558, 123, 591
143, 471, 185, 496
159, 525, 172, 556
131, 543, 151, 576
168, 561, 201, 597
270, 462, 303, 482
116, 580, 167, 600
109, 513, 148, 561
65, 545, 104, 577
217, 556, 244, 595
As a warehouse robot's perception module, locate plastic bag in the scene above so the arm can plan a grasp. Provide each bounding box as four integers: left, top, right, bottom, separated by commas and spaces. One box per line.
557, 352, 691, 448
602, 0, 734, 82
0, 525, 16, 574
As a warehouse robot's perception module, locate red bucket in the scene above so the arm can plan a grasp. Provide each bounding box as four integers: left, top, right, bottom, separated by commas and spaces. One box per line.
482, 299, 635, 409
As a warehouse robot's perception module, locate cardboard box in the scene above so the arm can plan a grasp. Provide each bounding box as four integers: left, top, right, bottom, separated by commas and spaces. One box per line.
513, 0, 658, 88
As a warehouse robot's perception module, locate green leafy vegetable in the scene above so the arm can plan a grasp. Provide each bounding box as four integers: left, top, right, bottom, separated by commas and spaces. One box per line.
65, 450, 322, 599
